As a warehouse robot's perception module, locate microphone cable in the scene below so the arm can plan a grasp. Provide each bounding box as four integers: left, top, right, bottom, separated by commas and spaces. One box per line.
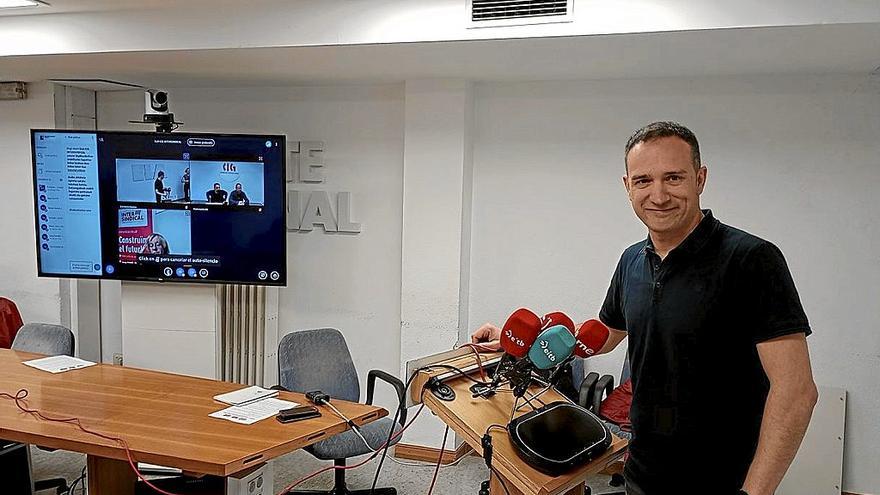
66, 466, 87, 495
426, 426, 449, 495
482, 423, 511, 495
319, 399, 466, 469
368, 363, 493, 494
278, 394, 429, 494
282, 363, 492, 495
456, 342, 498, 381
0, 389, 186, 495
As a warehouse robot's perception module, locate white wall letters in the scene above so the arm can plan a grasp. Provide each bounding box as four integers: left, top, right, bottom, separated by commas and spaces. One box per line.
287, 141, 361, 233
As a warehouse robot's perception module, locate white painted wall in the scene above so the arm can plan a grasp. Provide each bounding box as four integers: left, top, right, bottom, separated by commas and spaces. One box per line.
469, 73, 880, 493
399, 80, 474, 446
0, 82, 62, 325
96, 85, 405, 410
1, 0, 878, 57
121, 282, 217, 378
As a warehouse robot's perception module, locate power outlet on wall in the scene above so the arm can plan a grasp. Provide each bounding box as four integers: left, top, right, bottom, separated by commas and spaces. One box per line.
113, 353, 124, 366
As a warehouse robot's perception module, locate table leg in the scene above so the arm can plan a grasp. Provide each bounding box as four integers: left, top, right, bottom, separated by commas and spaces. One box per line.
563, 482, 587, 495
489, 470, 521, 495
87, 455, 136, 495
489, 470, 586, 495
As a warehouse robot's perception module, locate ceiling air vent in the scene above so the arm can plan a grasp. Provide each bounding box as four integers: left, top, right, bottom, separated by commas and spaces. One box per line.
468, 0, 573, 27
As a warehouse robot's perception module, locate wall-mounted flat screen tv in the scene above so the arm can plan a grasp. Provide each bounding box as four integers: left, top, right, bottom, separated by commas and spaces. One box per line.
31, 130, 286, 286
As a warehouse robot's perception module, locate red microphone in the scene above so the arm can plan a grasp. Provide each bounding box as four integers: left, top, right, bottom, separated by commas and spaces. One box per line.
500, 308, 543, 359
573, 319, 610, 358
542, 311, 576, 335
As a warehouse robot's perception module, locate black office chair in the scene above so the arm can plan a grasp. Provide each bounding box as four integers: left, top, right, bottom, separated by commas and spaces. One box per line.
0, 441, 35, 494
580, 357, 632, 495
276, 328, 407, 495
11, 323, 76, 494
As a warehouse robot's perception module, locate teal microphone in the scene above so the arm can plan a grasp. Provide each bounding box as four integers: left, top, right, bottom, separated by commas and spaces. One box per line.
527, 325, 576, 370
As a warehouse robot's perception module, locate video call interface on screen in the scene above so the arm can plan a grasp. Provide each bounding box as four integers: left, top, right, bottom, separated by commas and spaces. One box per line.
32, 130, 287, 285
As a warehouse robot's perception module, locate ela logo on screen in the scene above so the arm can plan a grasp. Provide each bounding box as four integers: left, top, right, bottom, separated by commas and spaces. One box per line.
222, 162, 237, 172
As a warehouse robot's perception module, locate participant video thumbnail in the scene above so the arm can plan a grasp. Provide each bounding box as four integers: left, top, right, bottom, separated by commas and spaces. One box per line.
116, 159, 191, 203
118, 207, 192, 263
190, 161, 265, 206
116, 159, 264, 207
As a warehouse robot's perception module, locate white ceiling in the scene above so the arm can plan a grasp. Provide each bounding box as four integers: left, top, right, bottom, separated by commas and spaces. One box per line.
0, 23, 878, 87
0, 0, 182, 16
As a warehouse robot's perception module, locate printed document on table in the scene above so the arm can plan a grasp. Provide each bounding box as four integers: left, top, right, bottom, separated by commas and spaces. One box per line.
209, 398, 298, 425
23, 355, 96, 373
213, 385, 279, 406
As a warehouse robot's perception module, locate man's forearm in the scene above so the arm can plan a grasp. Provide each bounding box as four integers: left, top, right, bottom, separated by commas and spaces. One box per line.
742, 383, 818, 495
596, 327, 627, 356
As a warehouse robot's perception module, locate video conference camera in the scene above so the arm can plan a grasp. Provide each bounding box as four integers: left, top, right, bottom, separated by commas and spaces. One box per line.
145, 89, 169, 115
137, 89, 181, 133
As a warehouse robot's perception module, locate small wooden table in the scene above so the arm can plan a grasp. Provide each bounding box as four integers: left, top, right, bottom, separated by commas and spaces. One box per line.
0, 349, 387, 494
412, 352, 627, 495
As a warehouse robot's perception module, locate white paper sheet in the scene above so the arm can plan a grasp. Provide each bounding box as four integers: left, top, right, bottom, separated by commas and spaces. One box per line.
213, 385, 278, 406
22, 355, 96, 374
209, 398, 298, 425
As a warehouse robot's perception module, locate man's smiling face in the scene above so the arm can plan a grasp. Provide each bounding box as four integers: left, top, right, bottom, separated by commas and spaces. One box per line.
624, 136, 706, 237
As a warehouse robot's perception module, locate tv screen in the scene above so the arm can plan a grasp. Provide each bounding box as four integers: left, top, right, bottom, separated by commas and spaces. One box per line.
31, 130, 287, 286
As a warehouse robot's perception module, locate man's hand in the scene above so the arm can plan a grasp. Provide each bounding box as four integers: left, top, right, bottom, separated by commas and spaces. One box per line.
471, 323, 502, 351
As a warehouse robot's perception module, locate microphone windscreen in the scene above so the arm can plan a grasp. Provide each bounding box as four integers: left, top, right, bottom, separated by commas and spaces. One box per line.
500, 308, 542, 358
573, 319, 610, 358
542, 311, 576, 335
528, 325, 576, 370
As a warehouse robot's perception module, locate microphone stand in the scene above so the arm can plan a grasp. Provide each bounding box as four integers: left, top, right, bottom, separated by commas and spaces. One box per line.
513, 356, 576, 412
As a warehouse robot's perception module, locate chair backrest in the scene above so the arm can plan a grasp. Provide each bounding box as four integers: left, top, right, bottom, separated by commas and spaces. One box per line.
571, 351, 629, 390
0, 297, 24, 349
570, 356, 585, 386
277, 328, 360, 403
11, 323, 75, 356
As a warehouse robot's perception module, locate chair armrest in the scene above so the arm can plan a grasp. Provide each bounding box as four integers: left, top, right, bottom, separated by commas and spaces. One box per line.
578, 372, 600, 409
366, 369, 407, 426
592, 374, 615, 414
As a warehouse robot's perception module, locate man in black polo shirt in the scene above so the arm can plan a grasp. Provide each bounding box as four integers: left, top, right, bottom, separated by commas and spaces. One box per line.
472, 122, 818, 495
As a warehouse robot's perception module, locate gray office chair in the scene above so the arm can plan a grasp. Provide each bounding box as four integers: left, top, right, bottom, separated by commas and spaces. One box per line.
277, 328, 406, 495
11, 322, 76, 495
11, 323, 75, 357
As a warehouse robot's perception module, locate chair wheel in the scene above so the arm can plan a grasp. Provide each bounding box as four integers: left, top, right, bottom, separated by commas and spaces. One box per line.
479, 479, 490, 495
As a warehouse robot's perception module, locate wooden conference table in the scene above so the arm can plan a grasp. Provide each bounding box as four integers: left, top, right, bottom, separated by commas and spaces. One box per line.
0, 348, 387, 494
411, 351, 628, 495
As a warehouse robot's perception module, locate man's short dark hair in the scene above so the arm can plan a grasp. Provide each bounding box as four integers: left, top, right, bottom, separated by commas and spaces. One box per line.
213, 182, 220, 187
624, 121, 701, 171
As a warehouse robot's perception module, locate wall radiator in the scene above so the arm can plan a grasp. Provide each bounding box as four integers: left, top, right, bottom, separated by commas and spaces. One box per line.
217, 285, 279, 386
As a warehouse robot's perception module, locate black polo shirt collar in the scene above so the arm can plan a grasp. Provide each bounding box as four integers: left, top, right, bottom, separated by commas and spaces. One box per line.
644, 209, 719, 259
